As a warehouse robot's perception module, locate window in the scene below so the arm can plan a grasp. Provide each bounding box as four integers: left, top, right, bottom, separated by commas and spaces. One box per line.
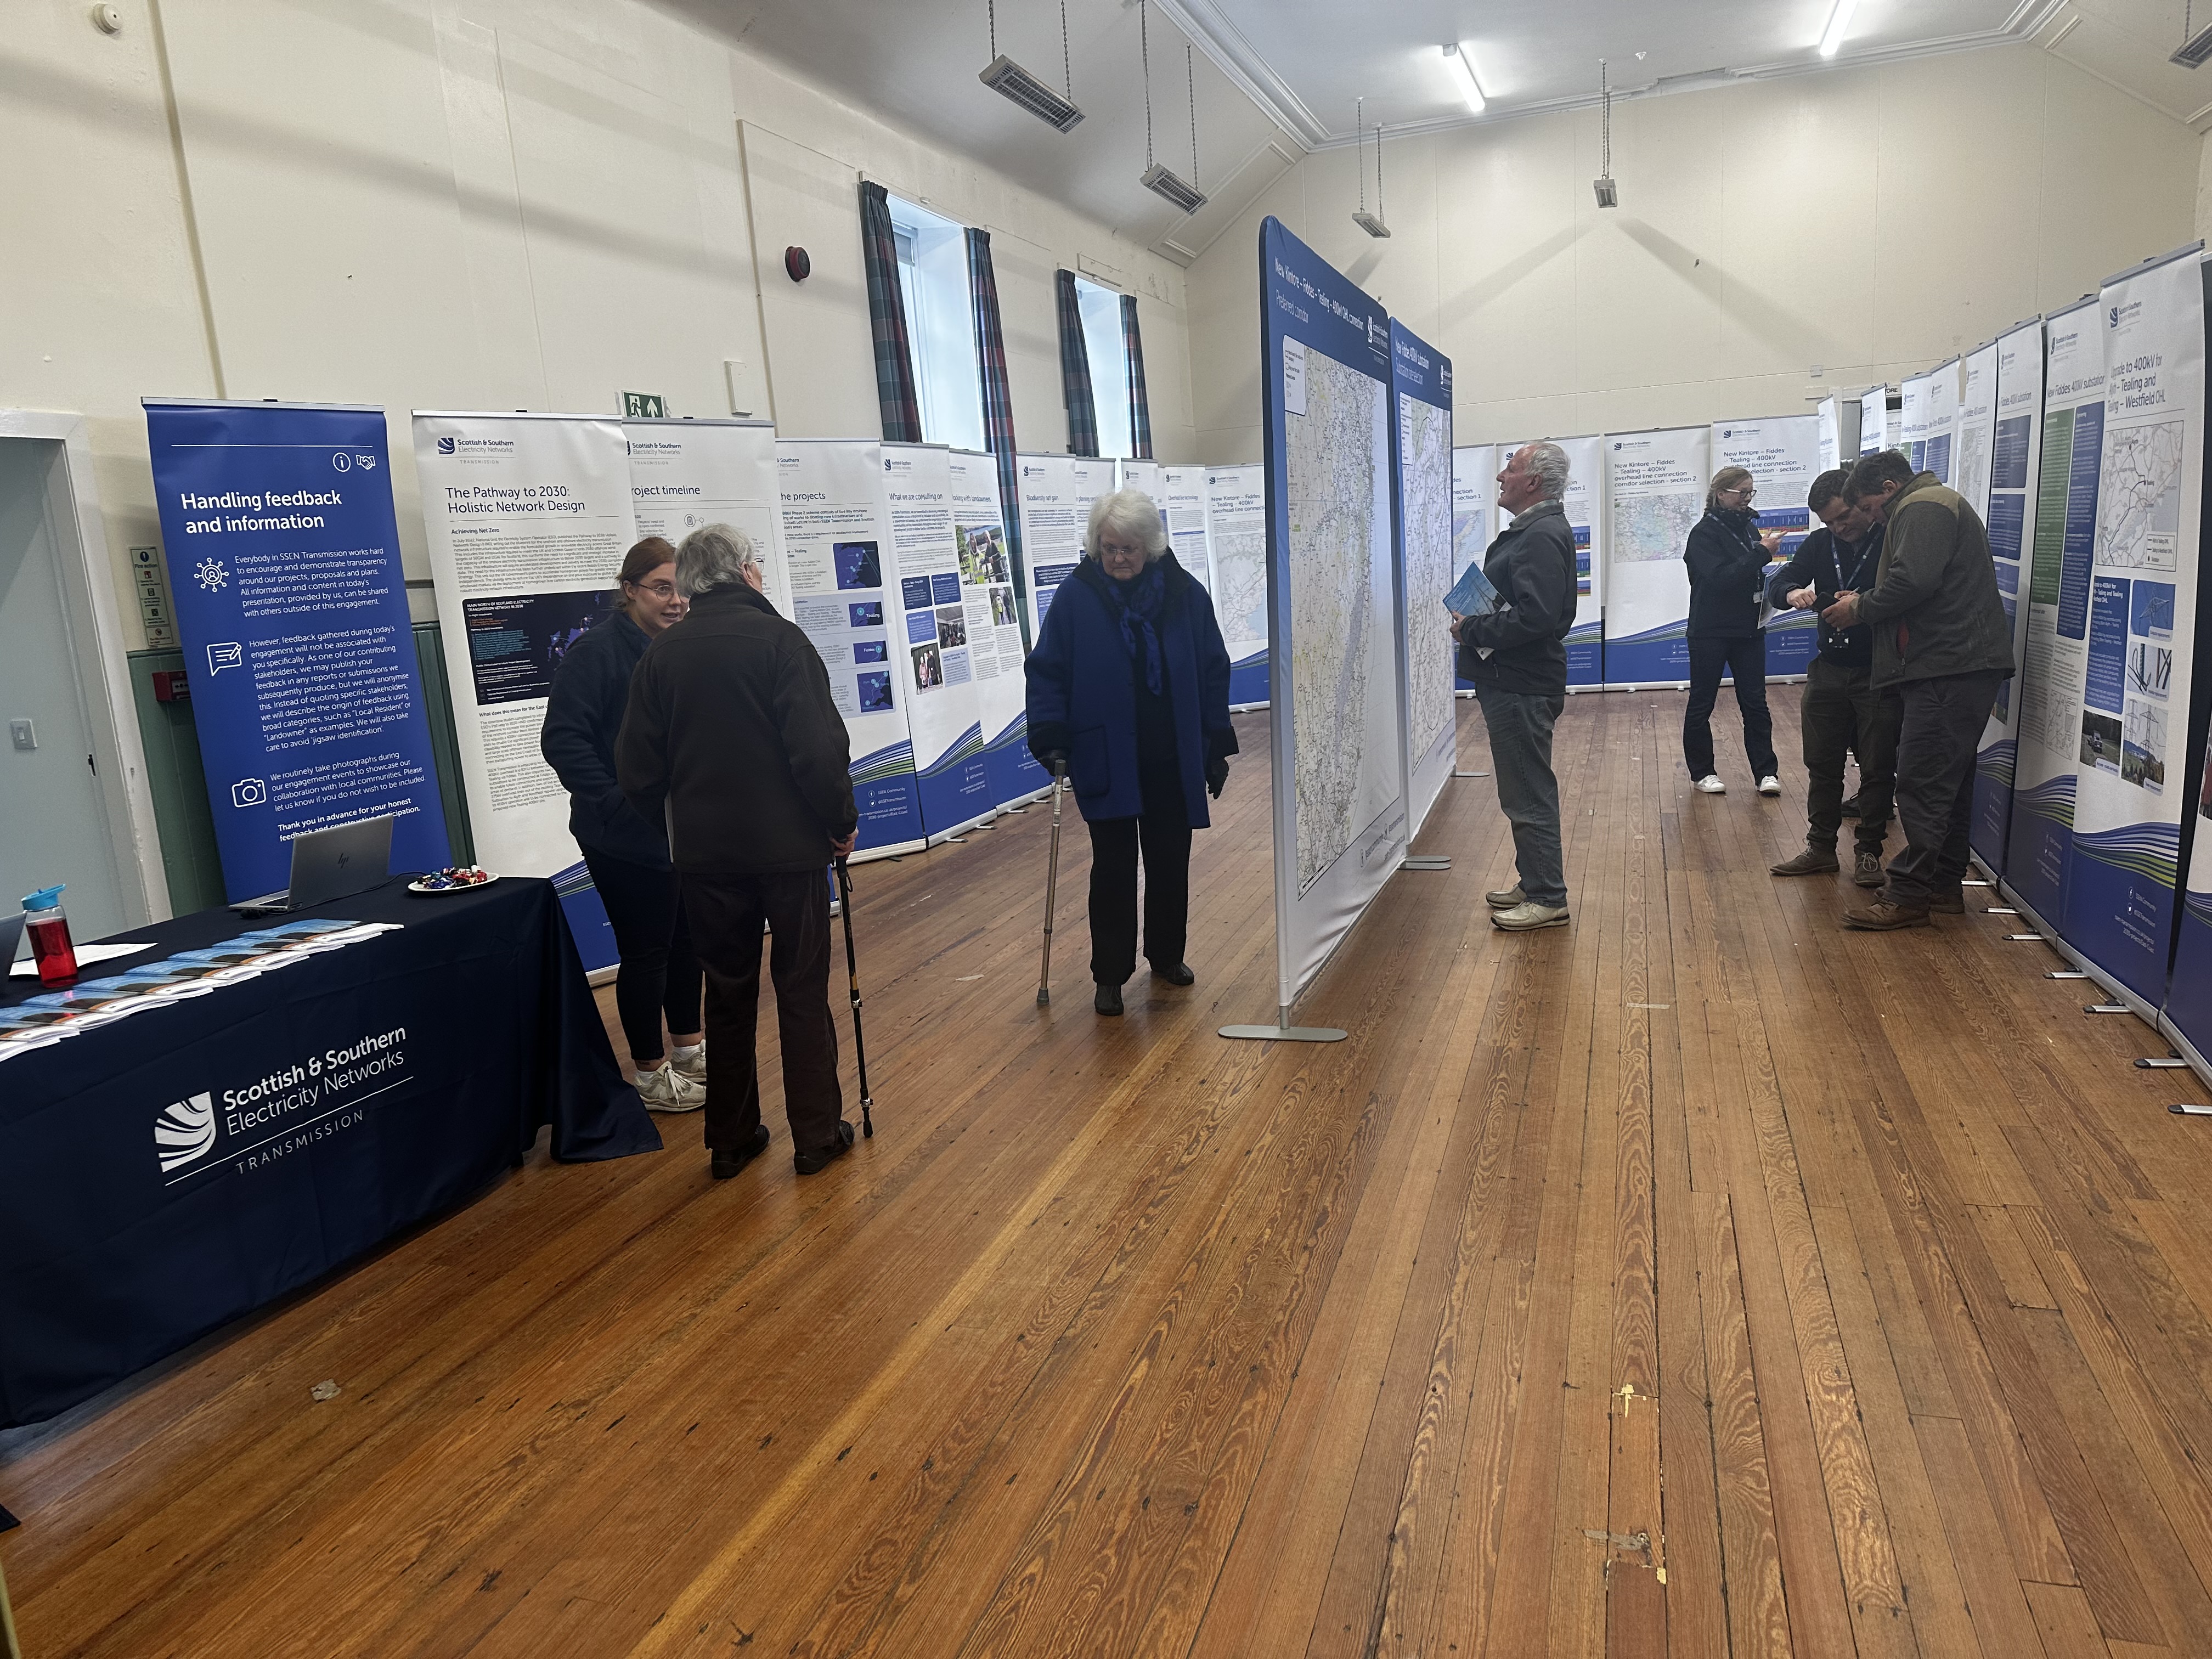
1073, 274, 1132, 461
887, 195, 984, 452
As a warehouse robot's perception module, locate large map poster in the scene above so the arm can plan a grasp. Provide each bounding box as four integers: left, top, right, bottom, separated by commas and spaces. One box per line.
948, 448, 1048, 808
1713, 415, 1820, 675
1389, 319, 1457, 838
1260, 217, 1406, 1011
1970, 320, 2045, 872
1207, 463, 1269, 706
1449, 444, 1496, 692
1601, 426, 1711, 686
2064, 247, 2205, 1007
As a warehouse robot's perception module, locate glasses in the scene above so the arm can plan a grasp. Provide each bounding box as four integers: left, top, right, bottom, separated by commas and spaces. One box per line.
629, 580, 680, 600
1723, 486, 1756, 501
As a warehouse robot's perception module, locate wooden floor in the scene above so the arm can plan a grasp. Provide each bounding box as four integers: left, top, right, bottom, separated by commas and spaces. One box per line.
10, 686, 2212, 1657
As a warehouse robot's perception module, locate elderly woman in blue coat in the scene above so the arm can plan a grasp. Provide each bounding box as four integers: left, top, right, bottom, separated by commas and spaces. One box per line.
1025, 488, 1237, 1016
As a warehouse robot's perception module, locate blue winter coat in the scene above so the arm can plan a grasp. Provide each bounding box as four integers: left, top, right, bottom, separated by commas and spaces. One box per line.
1024, 552, 1237, 826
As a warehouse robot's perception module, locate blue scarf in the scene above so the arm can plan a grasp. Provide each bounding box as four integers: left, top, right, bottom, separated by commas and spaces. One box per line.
1107, 561, 1167, 696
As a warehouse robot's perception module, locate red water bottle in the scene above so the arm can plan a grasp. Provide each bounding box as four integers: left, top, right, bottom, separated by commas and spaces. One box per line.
23, 885, 78, 985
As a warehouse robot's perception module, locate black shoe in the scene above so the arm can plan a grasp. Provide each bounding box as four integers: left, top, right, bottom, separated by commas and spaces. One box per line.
1094, 982, 1124, 1015
794, 1120, 856, 1175
1150, 962, 1195, 986
709, 1124, 771, 1180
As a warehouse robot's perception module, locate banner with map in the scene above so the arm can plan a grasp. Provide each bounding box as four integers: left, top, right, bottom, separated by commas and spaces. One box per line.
1601, 426, 1711, 687
2063, 246, 2205, 1008
1450, 445, 1496, 691
1713, 414, 1821, 675
1970, 320, 2046, 872
947, 448, 1048, 809
1206, 463, 1269, 706
1389, 319, 1457, 838
1257, 217, 1407, 1011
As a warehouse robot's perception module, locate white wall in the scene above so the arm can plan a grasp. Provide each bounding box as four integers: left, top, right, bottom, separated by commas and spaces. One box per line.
0, 0, 1194, 647
1186, 44, 2199, 464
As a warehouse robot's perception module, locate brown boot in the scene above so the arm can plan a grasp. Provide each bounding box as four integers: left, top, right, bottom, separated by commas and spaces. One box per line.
1771, 846, 1840, 877
1843, 898, 1931, 930
1852, 850, 1886, 888
1928, 887, 1966, 915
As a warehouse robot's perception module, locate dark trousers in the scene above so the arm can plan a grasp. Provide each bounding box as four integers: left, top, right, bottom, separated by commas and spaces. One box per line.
582, 849, 702, 1068
1887, 672, 2006, 905
1475, 682, 1568, 908
1683, 634, 1777, 781
1087, 806, 1192, 985
683, 870, 843, 1155
1800, 658, 1901, 854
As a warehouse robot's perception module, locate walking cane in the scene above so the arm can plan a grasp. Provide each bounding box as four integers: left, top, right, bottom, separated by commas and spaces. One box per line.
1037, 759, 1068, 1006
833, 857, 874, 1138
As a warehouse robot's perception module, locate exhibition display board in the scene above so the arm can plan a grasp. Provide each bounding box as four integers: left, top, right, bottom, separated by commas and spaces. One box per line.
623, 418, 790, 613
1449, 444, 1496, 691
948, 449, 1048, 808
1925, 359, 1961, 484
879, 443, 991, 841
1496, 435, 1604, 685
1388, 319, 1457, 837
1817, 394, 1845, 470
1159, 465, 1215, 593
1206, 463, 1269, 707
1900, 371, 1932, 475
1713, 414, 1821, 675
1858, 385, 1892, 455
1602, 426, 1711, 687
147, 399, 449, 901
1013, 453, 1117, 640
1970, 320, 2047, 871
2164, 255, 2212, 1065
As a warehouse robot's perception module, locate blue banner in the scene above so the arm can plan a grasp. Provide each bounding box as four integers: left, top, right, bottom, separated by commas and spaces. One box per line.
146, 401, 449, 901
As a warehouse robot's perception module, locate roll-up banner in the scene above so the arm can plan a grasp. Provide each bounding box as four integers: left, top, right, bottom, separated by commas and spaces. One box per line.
1494, 436, 1604, 685
1116, 458, 1159, 504
2159, 253, 2212, 1068
146, 399, 450, 902
1159, 465, 1215, 593
1206, 463, 1269, 707
1601, 426, 1711, 687
1013, 453, 1117, 641
1900, 372, 1931, 472
1450, 445, 1496, 692
623, 418, 788, 613
881, 443, 992, 841
1925, 359, 1961, 484
2061, 246, 2206, 1010
2005, 299, 2106, 929
1259, 217, 1407, 1012
1970, 320, 2046, 872
1817, 395, 1843, 470
948, 448, 1049, 808
1713, 415, 1821, 676
414, 410, 633, 962
774, 439, 926, 858
1858, 385, 1892, 455
1388, 319, 1457, 838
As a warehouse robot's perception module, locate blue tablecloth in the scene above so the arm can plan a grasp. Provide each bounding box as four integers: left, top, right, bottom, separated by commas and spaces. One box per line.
0, 874, 659, 1428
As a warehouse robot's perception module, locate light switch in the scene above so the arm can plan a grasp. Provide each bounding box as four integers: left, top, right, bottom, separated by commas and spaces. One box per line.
9, 719, 35, 752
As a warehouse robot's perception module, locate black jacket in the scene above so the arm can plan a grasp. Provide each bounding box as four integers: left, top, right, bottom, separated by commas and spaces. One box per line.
540, 608, 669, 867
1763, 523, 1886, 668
1858, 473, 2016, 689
616, 583, 857, 876
1684, 507, 1771, 640
1455, 499, 1578, 697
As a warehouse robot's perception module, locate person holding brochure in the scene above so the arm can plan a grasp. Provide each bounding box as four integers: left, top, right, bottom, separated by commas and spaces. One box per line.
616, 524, 864, 1178
1451, 442, 1578, 932
540, 536, 706, 1112
1024, 489, 1237, 1017
1681, 467, 1783, 797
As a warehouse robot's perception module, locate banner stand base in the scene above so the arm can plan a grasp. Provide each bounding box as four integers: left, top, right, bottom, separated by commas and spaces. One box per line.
1454, 770, 1488, 779
1403, 856, 1452, 871
1222, 1006, 1347, 1043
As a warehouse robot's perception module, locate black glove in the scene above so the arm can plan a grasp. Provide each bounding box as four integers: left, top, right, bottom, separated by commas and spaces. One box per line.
1206, 755, 1229, 799
1045, 749, 1069, 772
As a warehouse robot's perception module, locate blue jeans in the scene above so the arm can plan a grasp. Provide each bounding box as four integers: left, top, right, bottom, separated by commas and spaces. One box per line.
1475, 683, 1568, 909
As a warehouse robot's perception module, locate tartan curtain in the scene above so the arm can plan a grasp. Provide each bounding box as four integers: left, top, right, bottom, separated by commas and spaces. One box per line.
965, 227, 1025, 598
1121, 294, 1153, 460
1054, 269, 1100, 458
859, 182, 923, 444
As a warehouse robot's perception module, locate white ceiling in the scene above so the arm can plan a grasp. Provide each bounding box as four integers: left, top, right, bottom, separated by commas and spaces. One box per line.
659, 0, 2212, 261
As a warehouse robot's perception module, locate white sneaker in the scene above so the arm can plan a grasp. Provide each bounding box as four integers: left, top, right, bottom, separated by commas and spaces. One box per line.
1492, 900, 1571, 931
1695, 775, 1726, 794
635, 1062, 705, 1112
670, 1042, 707, 1083
1758, 775, 1782, 796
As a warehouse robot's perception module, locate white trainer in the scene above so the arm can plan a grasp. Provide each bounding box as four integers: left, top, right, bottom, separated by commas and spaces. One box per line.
1758, 775, 1782, 796
670, 1042, 707, 1083
1695, 775, 1726, 794
635, 1062, 706, 1112
1492, 900, 1571, 931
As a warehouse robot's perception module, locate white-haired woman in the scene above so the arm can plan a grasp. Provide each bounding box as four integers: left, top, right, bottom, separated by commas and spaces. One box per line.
1024, 488, 1237, 1016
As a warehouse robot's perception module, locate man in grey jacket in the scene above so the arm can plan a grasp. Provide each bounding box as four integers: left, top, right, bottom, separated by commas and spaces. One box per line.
1452, 441, 1580, 932
1822, 450, 2015, 928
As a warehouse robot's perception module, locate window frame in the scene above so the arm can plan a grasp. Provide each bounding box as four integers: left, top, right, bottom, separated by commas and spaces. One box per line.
885, 194, 984, 453
1071, 273, 1133, 461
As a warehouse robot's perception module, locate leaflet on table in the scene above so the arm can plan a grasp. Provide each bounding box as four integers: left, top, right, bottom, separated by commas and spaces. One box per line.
1013, 453, 1117, 640
776, 440, 926, 856
1204, 463, 1268, 706
1970, 319, 2046, 873
949, 449, 1049, 808
1450, 446, 1496, 690
145, 400, 451, 903
1158, 466, 1214, 593
623, 418, 790, 614
1601, 426, 1711, 686
1714, 414, 1820, 672
879, 443, 991, 839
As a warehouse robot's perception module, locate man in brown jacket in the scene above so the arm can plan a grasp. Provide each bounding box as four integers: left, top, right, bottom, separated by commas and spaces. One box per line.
618, 524, 862, 1178
1822, 450, 2015, 929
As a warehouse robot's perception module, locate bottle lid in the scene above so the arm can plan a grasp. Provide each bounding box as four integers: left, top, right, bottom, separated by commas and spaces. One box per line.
22, 885, 64, 912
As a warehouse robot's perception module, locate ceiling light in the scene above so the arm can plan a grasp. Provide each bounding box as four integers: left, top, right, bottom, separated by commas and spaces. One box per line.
1443, 42, 1486, 114
2174, 11, 2212, 66
1593, 59, 1617, 210
980, 54, 1084, 131
1353, 98, 1390, 238
1818, 0, 1859, 58
1142, 163, 1206, 213
1136, 5, 1205, 211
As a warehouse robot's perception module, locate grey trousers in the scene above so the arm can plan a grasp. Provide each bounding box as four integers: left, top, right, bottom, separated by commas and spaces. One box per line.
1475, 682, 1569, 909
1886, 670, 2005, 905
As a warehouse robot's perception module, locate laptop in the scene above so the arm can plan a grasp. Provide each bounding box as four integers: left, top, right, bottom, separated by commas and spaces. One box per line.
232, 816, 394, 916
0, 911, 23, 975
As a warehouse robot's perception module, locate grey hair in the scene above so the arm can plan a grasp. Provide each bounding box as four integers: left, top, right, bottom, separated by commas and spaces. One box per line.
1514, 441, 1570, 502
674, 523, 761, 596
1083, 488, 1169, 562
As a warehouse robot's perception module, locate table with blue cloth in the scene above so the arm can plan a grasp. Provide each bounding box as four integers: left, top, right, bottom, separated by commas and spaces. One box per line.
0, 873, 659, 1429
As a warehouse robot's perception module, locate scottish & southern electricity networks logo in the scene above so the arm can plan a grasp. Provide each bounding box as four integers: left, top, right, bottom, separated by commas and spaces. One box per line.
437, 436, 457, 454
154, 1092, 217, 1173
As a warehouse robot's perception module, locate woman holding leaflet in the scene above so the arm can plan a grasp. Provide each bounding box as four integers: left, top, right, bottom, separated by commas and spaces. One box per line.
1681, 466, 1783, 797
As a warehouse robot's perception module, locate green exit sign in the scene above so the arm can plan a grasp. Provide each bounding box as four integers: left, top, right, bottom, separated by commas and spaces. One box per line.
622, 391, 667, 419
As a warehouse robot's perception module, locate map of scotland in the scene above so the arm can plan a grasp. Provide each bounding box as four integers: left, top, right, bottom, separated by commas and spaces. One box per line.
2098, 419, 2183, 570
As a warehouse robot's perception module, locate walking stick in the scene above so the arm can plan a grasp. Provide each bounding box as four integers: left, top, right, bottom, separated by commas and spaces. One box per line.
1037, 759, 1068, 1006
833, 857, 874, 1138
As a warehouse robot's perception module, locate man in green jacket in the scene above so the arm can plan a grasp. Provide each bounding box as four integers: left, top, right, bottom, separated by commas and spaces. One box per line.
1821, 450, 2014, 929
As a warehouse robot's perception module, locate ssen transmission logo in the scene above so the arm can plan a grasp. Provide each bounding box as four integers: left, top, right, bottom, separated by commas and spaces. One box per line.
150, 1028, 409, 1186
154, 1092, 217, 1173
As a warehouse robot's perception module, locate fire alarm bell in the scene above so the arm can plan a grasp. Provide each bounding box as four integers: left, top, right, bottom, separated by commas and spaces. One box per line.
785, 246, 811, 283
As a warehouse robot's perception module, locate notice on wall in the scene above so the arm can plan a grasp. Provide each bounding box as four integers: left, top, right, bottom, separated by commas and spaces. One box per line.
949, 448, 1049, 807
775, 440, 926, 857
1970, 320, 2045, 872
1206, 463, 1268, 706
1602, 426, 1712, 686
1714, 414, 1821, 674
623, 419, 789, 615
1449, 445, 1496, 691
146, 400, 450, 902
881, 443, 991, 838
1390, 319, 1457, 837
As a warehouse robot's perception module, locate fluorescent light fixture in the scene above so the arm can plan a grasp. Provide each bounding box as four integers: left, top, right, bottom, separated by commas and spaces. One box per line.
1443, 42, 1486, 114
1352, 210, 1391, 238
979, 54, 1085, 132
1140, 162, 1207, 213
1817, 0, 1859, 58
2174, 19, 2212, 65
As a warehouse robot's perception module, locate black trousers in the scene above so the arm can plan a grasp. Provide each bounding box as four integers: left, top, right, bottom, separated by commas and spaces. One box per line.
1887, 672, 2006, 905
1087, 804, 1192, 985
582, 849, 702, 1068
683, 870, 843, 1155
1683, 634, 1777, 781
1799, 657, 1901, 854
